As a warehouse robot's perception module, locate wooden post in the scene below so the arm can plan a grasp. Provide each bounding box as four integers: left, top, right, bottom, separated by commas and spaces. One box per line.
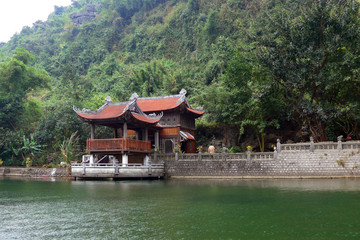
91, 123, 95, 139
141, 128, 148, 141
144, 128, 148, 142
177, 127, 181, 148
123, 122, 127, 138
122, 123, 127, 154
155, 130, 160, 151
114, 128, 118, 138
119, 128, 123, 138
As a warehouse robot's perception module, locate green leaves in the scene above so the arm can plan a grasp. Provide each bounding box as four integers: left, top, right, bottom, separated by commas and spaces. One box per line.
0, 49, 50, 130
255, 0, 360, 141
20, 134, 45, 156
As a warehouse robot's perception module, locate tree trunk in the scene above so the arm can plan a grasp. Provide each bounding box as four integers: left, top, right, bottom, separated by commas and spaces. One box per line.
355, 113, 359, 140
308, 118, 327, 142
223, 125, 228, 146
256, 134, 265, 152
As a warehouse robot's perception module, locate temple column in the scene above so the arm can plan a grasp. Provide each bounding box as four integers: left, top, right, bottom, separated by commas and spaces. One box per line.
123, 122, 127, 138
176, 126, 181, 149
90, 154, 94, 166
122, 122, 128, 155
143, 155, 150, 166
90, 123, 95, 139
136, 131, 139, 140
122, 154, 128, 167
118, 128, 123, 138
155, 130, 160, 151
143, 128, 148, 141
114, 127, 118, 138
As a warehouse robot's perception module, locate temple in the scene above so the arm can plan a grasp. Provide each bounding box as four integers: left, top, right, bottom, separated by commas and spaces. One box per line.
72, 89, 204, 176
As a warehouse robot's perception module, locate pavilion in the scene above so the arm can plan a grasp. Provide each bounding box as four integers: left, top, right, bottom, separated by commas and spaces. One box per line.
73, 89, 204, 169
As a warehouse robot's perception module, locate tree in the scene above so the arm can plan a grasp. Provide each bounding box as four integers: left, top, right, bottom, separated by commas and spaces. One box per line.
255, 0, 360, 142
224, 48, 282, 151
200, 45, 283, 151
0, 49, 49, 165
0, 48, 50, 130
203, 10, 220, 44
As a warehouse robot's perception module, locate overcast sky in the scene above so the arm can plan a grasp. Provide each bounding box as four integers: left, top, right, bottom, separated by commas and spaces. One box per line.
0, 0, 72, 43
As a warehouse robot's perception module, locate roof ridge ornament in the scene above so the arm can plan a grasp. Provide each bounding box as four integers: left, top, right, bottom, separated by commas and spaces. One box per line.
73, 106, 95, 114
130, 92, 139, 101
176, 89, 189, 106
105, 96, 112, 104
179, 88, 187, 96
147, 112, 163, 119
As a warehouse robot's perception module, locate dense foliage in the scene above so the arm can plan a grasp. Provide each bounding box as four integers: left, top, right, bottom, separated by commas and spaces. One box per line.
0, 0, 359, 165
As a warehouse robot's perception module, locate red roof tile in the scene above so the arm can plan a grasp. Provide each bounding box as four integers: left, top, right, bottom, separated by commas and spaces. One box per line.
131, 113, 161, 124
137, 97, 181, 112
75, 94, 204, 123
186, 107, 205, 116
76, 104, 127, 119
76, 104, 161, 124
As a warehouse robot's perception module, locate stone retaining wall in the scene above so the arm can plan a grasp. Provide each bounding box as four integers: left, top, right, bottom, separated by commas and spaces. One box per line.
0, 167, 68, 178
159, 140, 360, 178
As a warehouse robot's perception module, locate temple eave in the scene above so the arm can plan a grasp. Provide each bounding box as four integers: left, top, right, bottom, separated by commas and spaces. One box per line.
79, 114, 159, 127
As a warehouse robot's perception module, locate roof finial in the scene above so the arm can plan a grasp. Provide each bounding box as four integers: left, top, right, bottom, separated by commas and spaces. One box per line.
105, 96, 112, 104
130, 92, 139, 101
179, 88, 187, 96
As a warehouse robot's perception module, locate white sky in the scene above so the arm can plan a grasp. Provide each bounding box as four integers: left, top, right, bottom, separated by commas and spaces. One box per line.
0, 0, 72, 43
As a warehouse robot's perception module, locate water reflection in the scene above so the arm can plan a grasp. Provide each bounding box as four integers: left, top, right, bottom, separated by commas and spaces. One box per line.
165, 178, 360, 191
2, 176, 360, 191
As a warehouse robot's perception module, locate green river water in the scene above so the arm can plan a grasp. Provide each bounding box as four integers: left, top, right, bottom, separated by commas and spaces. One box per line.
0, 177, 360, 240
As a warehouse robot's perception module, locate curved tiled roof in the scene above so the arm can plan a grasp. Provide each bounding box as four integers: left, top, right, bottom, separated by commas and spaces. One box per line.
131, 113, 161, 124
137, 95, 204, 116
186, 107, 205, 116
137, 96, 181, 112
74, 90, 204, 124
76, 104, 127, 119
74, 100, 162, 125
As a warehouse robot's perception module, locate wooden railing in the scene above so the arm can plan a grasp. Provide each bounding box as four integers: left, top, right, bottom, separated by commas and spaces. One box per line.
87, 138, 151, 152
